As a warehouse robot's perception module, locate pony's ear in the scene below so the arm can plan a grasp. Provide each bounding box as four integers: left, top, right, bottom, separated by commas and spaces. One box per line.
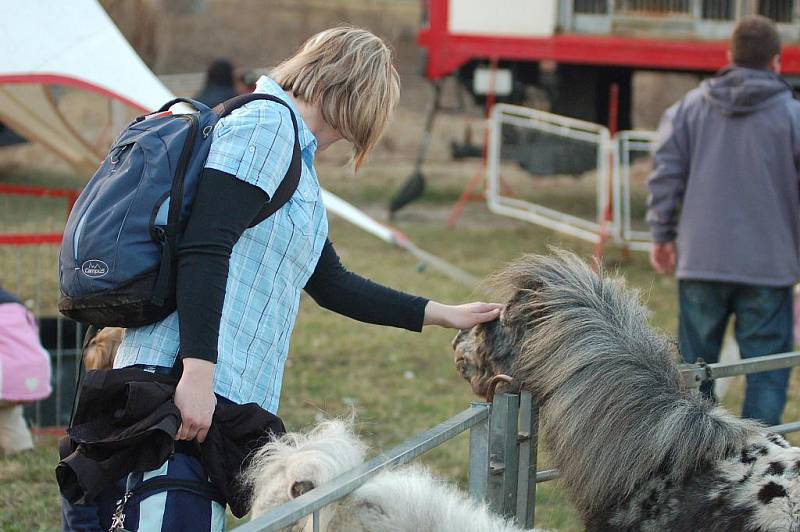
501, 290, 528, 324
291, 480, 315, 498
498, 304, 510, 326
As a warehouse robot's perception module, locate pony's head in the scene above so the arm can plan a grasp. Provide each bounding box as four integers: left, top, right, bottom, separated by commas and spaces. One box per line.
83, 326, 124, 370
452, 249, 642, 402
452, 314, 520, 400
243, 419, 367, 529
451, 251, 559, 400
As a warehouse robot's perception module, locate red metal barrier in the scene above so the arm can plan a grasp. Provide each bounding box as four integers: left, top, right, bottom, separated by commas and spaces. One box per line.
0, 183, 80, 213
0, 183, 78, 245
1, 187, 80, 426
0, 234, 63, 245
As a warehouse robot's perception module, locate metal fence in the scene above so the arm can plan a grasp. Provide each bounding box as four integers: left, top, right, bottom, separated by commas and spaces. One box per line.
486, 103, 618, 246
613, 129, 658, 252
567, 0, 798, 41
0, 183, 86, 428
571, 0, 796, 21
238, 351, 800, 531
1, 241, 87, 428
484, 105, 657, 254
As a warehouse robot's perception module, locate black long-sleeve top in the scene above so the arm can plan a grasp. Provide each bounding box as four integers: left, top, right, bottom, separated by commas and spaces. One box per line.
176, 169, 428, 363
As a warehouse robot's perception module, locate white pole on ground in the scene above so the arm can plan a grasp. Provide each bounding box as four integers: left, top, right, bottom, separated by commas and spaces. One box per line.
320, 189, 478, 287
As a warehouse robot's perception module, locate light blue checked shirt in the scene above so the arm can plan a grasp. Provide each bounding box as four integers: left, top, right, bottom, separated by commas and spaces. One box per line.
115, 76, 328, 413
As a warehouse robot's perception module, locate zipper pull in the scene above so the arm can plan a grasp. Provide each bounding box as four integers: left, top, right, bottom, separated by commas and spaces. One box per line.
110, 144, 128, 165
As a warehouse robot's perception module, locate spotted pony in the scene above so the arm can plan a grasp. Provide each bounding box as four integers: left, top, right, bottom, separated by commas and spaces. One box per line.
453, 250, 800, 531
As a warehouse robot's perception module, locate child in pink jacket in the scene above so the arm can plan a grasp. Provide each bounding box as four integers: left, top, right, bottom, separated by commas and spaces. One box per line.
0, 288, 51, 455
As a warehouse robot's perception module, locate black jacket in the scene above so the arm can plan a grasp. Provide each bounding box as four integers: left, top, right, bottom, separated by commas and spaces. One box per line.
56, 367, 284, 518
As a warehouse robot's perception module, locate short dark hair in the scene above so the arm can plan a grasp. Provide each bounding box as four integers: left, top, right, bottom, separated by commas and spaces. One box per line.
207, 58, 234, 86
731, 15, 781, 69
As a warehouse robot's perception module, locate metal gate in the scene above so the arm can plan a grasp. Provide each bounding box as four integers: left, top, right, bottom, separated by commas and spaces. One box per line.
486, 103, 619, 246
614, 129, 658, 252
1, 184, 85, 428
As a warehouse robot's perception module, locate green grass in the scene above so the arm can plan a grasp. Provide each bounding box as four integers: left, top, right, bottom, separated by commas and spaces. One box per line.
0, 435, 62, 532
3, 166, 799, 531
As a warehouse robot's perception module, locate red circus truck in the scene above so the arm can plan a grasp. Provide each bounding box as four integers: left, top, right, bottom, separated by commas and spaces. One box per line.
417, 0, 800, 130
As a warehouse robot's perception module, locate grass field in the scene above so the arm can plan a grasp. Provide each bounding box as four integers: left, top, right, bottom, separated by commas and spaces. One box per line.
3, 137, 800, 532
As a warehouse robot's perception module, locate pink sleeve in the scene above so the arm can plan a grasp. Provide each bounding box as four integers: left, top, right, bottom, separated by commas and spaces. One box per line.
0, 303, 52, 402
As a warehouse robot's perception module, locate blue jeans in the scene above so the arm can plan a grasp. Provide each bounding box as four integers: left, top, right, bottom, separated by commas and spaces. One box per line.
678, 280, 793, 426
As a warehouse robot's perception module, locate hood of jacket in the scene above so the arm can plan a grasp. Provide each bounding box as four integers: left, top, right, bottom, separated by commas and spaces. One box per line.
702, 66, 792, 116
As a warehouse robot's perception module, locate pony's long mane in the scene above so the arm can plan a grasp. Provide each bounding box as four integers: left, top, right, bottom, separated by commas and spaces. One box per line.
490, 250, 761, 518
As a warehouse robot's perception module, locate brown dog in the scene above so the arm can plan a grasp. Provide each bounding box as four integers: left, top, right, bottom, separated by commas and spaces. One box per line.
82, 327, 124, 370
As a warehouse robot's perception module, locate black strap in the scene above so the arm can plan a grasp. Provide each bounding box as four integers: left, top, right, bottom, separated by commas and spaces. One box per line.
68, 324, 96, 429
213, 93, 302, 228
156, 97, 208, 113
131, 477, 226, 506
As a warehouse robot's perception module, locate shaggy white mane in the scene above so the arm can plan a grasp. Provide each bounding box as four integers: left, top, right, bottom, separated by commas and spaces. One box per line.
242, 419, 530, 532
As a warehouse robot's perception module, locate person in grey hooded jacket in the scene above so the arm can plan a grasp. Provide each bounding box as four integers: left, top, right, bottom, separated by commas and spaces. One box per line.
647, 15, 800, 426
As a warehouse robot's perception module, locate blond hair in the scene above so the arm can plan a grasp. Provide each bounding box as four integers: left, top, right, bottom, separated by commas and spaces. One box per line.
271, 27, 400, 168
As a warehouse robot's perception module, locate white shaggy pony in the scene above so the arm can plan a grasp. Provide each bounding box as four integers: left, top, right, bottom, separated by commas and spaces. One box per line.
242, 420, 527, 532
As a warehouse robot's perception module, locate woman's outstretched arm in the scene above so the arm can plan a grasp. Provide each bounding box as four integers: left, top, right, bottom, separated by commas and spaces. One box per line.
304, 240, 501, 331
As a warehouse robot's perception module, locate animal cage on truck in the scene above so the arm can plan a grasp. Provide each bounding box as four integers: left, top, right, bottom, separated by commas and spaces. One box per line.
418, 0, 800, 130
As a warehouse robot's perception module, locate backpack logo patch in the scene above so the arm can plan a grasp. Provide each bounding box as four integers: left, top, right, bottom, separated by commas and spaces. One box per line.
81, 260, 109, 278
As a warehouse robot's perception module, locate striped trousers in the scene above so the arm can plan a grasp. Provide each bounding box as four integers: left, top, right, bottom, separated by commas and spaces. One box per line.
61, 452, 226, 531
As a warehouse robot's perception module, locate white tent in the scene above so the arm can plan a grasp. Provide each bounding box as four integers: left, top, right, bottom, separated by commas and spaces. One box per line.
0, 0, 475, 285
0, 0, 173, 173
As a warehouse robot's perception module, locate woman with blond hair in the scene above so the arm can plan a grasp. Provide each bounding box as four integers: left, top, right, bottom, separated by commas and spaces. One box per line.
61, 27, 501, 531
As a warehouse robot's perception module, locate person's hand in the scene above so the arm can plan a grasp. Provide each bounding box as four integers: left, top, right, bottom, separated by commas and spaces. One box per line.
174, 358, 216, 443
650, 241, 676, 275
423, 301, 503, 329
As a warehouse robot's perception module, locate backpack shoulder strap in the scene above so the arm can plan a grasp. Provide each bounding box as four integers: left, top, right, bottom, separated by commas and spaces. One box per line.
214, 94, 302, 228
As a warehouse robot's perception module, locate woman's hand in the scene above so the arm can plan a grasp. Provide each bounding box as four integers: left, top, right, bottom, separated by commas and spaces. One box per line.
174, 358, 217, 443
423, 301, 503, 330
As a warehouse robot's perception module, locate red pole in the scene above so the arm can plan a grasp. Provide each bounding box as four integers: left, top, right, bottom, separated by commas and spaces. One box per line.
594, 82, 619, 260
447, 57, 498, 227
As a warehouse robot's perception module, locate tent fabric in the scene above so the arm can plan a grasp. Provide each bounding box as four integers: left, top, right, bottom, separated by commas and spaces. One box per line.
0, 0, 173, 112
0, 84, 101, 174
0, 0, 173, 172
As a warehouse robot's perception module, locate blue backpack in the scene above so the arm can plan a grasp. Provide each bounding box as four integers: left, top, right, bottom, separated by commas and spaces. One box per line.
58, 94, 301, 327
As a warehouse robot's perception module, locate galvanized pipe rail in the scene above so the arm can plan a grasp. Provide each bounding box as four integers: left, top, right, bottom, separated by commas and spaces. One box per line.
680, 351, 800, 387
